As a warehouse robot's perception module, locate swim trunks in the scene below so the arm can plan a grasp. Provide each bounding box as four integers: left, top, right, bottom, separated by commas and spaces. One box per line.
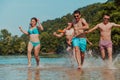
72, 37, 87, 53
99, 40, 112, 50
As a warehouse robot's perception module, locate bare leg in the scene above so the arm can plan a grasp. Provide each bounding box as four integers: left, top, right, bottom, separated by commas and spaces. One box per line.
81, 52, 85, 66
107, 47, 112, 64
27, 42, 33, 67
74, 46, 81, 69
34, 44, 40, 66
73, 48, 76, 60
101, 48, 106, 60
67, 47, 74, 67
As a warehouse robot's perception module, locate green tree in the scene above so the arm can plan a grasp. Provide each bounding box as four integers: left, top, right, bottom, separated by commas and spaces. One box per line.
114, 0, 120, 6
0, 29, 12, 55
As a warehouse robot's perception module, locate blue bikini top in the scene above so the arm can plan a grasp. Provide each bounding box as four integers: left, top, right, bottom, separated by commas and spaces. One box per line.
28, 27, 40, 35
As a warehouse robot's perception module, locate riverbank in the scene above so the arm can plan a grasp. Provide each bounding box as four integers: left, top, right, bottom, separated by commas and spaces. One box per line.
0, 53, 63, 58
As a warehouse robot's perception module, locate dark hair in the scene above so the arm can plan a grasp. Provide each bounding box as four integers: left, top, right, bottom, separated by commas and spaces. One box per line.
30, 17, 37, 26
103, 13, 110, 17
31, 17, 37, 23
73, 10, 81, 15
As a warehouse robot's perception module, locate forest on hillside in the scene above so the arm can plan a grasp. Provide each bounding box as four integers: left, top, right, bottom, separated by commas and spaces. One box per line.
0, 0, 120, 55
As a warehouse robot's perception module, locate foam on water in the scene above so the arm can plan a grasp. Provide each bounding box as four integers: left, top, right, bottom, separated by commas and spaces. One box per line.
62, 50, 120, 70
83, 50, 119, 69
113, 53, 120, 68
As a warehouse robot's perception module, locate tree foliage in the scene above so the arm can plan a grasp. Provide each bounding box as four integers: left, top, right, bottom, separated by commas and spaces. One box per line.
114, 0, 120, 6
0, 1, 120, 55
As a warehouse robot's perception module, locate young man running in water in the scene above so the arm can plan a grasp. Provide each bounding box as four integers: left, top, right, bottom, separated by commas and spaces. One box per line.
53, 22, 92, 68
86, 14, 120, 64
67, 10, 89, 69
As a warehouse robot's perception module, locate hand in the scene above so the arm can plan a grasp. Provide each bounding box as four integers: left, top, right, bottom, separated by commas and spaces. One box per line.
67, 22, 72, 26
63, 28, 67, 32
53, 32, 57, 36
85, 31, 88, 34
37, 18, 40, 23
19, 26, 22, 30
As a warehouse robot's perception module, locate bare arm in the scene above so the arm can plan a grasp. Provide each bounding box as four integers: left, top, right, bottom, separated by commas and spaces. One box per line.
37, 19, 44, 31
66, 22, 73, 30
80, 18, 89, 30
86, 24, 99, 34
19, 26, 29, 35
53, 32, 64, 38
113, 23, 120, 28
86, 38, 92, 45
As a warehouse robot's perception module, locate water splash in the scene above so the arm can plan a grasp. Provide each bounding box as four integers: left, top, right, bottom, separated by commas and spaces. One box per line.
83, 50, 119, 69
113, 53, 120, 68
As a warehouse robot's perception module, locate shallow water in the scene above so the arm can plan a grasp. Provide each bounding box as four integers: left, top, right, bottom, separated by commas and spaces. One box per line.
0, 54, 120, 80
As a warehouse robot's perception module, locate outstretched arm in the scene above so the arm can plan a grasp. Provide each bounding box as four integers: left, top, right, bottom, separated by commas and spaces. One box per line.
85, 24, 99, 34
37, 19, 44, 31
53, 32, 64, 38
19, 26, 29, 35
113, 23, 120, 28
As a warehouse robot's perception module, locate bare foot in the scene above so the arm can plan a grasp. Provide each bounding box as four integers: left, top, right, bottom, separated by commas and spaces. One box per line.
28, 63, 31, 68
77, 65, 82, 70
36, 65, 40, 69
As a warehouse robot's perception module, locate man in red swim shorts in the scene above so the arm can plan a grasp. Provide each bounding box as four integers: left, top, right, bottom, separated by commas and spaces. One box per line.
86, 14, 120, 63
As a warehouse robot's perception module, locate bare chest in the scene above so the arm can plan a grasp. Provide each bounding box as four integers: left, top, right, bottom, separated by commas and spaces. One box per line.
73, 21, 83, 30
99, 24, 112, 32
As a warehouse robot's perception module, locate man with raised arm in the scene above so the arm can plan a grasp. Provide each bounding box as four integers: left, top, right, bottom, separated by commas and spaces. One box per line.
67, 10, 89, 69
86, 14, 120, 64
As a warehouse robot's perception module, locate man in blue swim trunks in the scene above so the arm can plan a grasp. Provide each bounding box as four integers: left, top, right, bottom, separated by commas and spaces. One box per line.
67, 10, 89, 69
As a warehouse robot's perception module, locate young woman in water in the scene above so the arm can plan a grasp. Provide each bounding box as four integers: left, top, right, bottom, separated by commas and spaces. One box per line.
19, 17, 44, 68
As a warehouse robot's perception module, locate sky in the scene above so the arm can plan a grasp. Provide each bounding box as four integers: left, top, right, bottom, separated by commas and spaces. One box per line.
0, 0, 107, 36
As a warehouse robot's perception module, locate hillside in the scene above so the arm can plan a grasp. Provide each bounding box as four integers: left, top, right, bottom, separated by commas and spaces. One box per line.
41, 1, 120, 52
0, 1, 120, 55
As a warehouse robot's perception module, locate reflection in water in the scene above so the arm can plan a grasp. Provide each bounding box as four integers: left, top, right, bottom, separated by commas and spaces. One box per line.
27, 68, 40, 80
35, 69, 40, 80
27, 69, 32, 80
65, 69, 84, 80
102, 69, 115, 80
65, 68, 116, 80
